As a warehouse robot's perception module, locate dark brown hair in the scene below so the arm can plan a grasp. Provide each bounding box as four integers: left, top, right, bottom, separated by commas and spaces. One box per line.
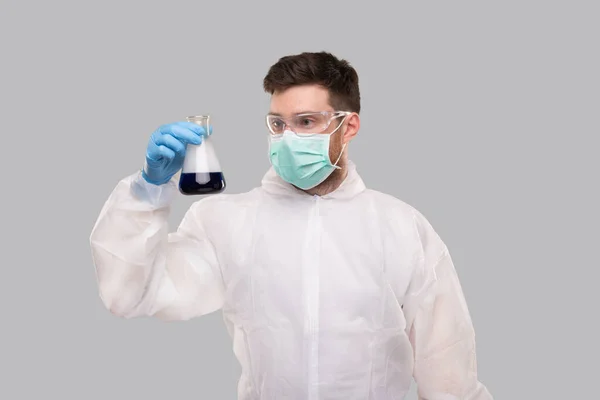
263, 51, 361, 113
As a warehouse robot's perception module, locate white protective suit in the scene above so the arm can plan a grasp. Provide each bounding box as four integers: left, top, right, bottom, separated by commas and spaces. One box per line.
90, 160, 493, 400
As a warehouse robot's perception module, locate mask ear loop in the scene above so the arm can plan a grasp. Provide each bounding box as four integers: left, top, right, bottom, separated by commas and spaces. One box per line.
329, 115, 349, 169
332, 142, 346, 169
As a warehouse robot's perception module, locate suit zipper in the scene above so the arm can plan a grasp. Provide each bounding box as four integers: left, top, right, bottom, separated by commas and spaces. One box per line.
306, 195, 321, 400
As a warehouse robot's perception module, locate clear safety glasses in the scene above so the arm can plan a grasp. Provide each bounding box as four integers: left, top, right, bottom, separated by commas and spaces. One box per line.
266, 111, 351, 136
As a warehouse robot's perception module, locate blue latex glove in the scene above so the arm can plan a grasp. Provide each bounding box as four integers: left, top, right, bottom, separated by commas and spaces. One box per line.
142, 122, 209, 185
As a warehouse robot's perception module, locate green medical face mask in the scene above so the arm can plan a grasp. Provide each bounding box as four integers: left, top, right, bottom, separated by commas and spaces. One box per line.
269, 130, 346, 190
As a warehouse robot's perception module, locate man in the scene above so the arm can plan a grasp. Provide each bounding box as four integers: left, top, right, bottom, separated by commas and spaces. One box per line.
90, 51, 493, 399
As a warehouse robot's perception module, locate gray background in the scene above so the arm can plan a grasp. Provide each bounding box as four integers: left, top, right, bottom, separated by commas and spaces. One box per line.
1, 1, 598, 399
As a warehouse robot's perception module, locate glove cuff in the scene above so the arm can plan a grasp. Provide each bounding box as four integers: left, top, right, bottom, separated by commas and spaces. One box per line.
141, 161, 173, 186
131, 169, 177, 208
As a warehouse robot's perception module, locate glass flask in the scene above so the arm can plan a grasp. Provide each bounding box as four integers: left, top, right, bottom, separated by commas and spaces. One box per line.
178, 115, 226, 195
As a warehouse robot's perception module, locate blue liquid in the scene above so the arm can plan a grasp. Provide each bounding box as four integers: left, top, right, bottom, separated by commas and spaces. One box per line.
179, 172, 226, 195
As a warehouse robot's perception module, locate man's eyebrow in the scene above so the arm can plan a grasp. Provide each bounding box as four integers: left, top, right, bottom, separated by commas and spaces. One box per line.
268, 110, 322, 116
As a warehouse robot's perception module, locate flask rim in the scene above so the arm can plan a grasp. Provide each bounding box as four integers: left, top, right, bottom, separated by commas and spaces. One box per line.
186, 115, 210, 122
185, 115, 212, 135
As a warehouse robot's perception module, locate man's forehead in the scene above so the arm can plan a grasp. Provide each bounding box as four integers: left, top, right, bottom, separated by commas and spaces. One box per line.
269, 99, 333, 116
269, 85, 332, 115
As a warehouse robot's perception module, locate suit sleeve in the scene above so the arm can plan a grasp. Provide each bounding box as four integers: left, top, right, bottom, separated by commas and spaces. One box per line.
403, 210, 493, 400
89, 171, 225, 321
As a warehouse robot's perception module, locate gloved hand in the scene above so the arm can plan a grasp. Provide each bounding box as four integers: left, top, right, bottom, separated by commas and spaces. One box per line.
141, 122, 208, 185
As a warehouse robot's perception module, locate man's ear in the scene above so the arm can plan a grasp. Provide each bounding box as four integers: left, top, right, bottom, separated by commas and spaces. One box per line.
343, 113, 360, 144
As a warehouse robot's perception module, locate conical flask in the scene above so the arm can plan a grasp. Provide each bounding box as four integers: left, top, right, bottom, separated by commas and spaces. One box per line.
178, 115, 226, 195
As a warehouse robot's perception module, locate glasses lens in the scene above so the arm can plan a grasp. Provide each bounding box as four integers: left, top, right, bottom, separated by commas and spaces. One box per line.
267, 115, 286, 134
266, 112, 346, 135
289, 113, 329, 134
